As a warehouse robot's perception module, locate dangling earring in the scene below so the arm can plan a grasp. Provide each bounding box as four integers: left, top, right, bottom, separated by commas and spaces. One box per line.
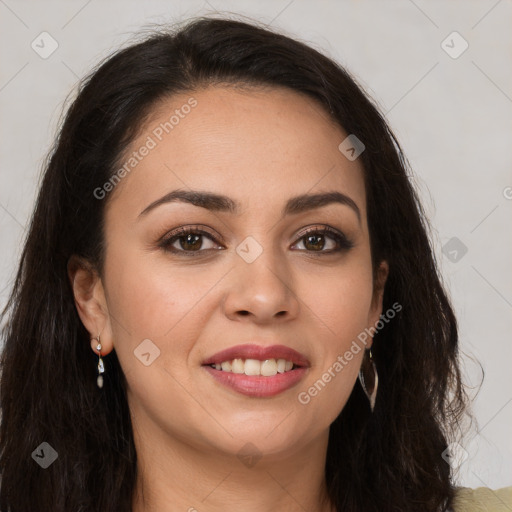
92, 334, 105, 388
358, 348, 378, 412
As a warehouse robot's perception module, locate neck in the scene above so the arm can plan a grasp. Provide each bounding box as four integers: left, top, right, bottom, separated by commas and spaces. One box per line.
131, 415, 334, 512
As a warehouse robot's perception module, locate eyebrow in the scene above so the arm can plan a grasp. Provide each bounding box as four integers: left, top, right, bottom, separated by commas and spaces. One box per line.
138, 189, 361, 224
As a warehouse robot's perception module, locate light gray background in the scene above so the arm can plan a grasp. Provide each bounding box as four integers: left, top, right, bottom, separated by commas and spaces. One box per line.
1, 0, 511, 490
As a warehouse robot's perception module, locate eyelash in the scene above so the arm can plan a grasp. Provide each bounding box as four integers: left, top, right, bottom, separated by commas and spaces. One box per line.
158, 225, 354, 257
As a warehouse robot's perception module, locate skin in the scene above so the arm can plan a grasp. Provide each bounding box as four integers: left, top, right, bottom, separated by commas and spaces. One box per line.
69, 85, 388, 512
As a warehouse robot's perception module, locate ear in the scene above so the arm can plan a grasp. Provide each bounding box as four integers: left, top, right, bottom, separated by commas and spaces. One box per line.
366, 260, 389, 348
67, 255, 114, 356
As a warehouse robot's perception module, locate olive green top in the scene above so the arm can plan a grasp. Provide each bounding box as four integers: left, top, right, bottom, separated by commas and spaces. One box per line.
452, 486, 512, 511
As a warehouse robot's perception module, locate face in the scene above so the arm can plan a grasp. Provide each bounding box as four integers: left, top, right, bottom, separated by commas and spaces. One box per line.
76, 85, 387, 462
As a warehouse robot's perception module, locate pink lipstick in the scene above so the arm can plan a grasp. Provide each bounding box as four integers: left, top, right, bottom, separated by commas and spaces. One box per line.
202, 343, 309, 398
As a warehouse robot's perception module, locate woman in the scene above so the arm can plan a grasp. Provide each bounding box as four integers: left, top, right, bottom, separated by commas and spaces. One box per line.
0, 16, 510, 512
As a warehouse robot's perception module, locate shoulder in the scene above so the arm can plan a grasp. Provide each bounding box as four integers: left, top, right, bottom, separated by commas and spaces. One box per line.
451, 486, 512, 511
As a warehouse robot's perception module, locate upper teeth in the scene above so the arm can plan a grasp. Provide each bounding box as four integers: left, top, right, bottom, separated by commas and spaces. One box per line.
211, 358, 294, 376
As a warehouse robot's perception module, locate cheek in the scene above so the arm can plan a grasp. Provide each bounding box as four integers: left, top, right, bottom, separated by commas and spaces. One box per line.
301, 260, 374, 346
294, 259, 374, 414
102, 239, 236, 392
102, 251, 216, 434
104, 235, 216, 336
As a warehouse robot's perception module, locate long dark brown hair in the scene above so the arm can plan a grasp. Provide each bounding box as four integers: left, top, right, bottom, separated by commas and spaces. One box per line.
0, 16, 468, 511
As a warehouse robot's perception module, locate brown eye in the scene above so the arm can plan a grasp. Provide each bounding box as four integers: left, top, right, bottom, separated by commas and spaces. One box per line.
303, 233, 330, 251
292, 227, 354, 253
158, 225, 353, 257
159, 227, 223, 256
175, 232, 203, 251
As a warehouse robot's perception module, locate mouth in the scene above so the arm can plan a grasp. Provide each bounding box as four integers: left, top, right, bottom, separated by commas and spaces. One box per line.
201, 344, 309, 398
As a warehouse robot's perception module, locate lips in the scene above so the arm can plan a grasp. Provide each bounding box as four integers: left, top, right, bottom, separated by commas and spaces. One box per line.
202, 343, 310, 398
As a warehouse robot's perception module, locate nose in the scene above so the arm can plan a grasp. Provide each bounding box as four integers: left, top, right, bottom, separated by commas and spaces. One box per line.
222, 244, 300, 324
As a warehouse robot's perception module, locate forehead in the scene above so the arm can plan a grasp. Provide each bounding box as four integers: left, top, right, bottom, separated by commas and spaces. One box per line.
106, 85, 367, 221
